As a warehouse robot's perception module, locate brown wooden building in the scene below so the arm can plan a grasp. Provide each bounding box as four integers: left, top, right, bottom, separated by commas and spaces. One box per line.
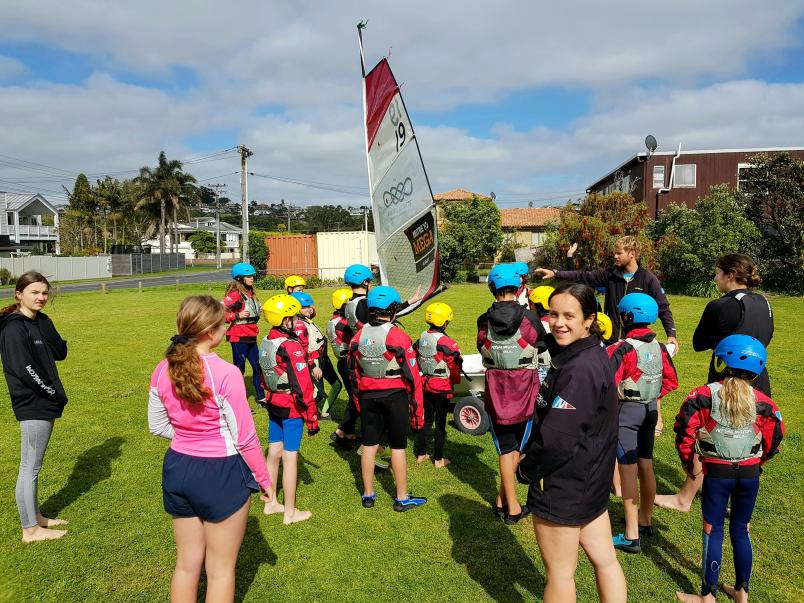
587, 147, 804, 219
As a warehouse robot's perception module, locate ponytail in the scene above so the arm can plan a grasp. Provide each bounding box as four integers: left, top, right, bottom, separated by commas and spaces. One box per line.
720, 376, 756, 429
1, 271, 52, 317
716, 254, 762, 288
166, 295, 225, 405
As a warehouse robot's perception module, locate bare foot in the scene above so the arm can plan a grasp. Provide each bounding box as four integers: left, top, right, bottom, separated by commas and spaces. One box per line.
416, 454, 430, 464
721, 585, 748, 602
655, 494, 692, 513
37, 514, 68, 527
22, 526, 67, 543
434, 458, 451, 468
263, 501, 285, 516
676, 593, 706, 603
283, 509, 312, 525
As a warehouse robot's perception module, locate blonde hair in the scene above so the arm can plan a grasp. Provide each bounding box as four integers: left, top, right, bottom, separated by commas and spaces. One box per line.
615, 235, 641, 259
166, 295, 226, 405
720, 376, 756, 429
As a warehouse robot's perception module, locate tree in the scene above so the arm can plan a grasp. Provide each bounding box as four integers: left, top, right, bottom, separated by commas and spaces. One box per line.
536, 191, 653, 271
135, 151, 197, 254
187, 230, 218, 254
739, 152, 804, 293
651, 185, 759, 296
248, 231, 269, 272
439, 196, 504, 281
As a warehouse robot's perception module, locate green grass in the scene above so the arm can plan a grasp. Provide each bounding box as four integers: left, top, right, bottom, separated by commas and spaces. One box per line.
0, 284, 801, 602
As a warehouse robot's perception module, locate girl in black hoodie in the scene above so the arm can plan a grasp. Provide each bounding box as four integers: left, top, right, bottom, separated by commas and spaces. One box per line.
0, 271, 69, 542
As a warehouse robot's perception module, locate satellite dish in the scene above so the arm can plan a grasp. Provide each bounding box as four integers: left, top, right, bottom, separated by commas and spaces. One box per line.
490, 192, 496, 200
645, 135, 658, 153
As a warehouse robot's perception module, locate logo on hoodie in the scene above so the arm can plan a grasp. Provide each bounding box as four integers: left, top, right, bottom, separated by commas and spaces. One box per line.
552, 395, 576, 410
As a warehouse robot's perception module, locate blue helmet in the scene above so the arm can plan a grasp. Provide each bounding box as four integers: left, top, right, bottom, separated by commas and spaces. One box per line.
488, 263, 520, 291
231, 262, 256, 279
714, 334, 767, 377
367, 285, 402, 310
617, 293, 658, 324
344, 264, 373, 286
512, 261, 530, 278
290, 292, 314, 308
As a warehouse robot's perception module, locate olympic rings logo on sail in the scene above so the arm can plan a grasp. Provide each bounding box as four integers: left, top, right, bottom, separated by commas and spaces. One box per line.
383, 177, 413, 207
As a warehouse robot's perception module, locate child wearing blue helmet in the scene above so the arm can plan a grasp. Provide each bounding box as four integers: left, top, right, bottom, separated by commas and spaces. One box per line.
511, 261, 531, 307
673, 335, 784, 603
223, 262, 264, 404
347, 285, 426, 511
477, 263, 546, 523
607, 293, 678, 554
290, 292, 342, 420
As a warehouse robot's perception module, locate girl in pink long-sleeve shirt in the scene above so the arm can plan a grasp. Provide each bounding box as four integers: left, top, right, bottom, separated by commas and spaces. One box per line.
148, 295, 271, 603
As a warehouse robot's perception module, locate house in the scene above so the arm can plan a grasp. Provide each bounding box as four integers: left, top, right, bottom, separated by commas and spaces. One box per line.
500, 207, 561, 250
143, 217, 242, 259
587, 146, 804, 219
1, 193, 60, 253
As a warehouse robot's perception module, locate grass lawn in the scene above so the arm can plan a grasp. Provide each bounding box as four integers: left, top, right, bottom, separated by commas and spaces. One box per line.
0, 283, 801, 602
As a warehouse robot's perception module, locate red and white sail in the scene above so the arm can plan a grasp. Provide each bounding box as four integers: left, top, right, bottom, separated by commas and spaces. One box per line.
359, 25, 441, 314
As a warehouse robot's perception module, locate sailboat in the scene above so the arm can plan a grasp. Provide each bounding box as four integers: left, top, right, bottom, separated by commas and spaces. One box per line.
357, 21, 442, 315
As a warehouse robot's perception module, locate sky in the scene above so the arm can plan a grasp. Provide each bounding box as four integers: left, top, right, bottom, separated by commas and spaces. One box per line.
1, 1, 803, 209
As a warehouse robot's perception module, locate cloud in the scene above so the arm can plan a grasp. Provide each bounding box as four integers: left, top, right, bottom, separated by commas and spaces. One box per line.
0, 56, 28, 80
0, 4, 802, 207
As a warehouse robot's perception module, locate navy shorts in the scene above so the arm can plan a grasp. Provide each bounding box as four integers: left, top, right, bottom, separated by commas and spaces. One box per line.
360, 389, 409, 449
489, 418, 534, 456
268, 413, 304, 452
162, 449, 258, 521
617, 400, 658, 465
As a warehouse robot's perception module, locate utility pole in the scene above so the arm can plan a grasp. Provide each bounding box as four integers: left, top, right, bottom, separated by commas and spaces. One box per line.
238, 145, 253, 263
209, 183, 226, 270
287, 203, 292, 233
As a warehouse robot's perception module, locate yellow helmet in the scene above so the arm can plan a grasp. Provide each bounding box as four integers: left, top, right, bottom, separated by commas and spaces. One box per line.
284, 275, 306, 289
424, 302, 454, 327
331, 288, 353, 310
263, 294, 301, 327
596, 312, 613, 340
529, 285, 555, 310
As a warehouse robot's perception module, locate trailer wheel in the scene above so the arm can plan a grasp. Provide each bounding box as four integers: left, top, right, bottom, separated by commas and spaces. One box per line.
453, 397, 490, 436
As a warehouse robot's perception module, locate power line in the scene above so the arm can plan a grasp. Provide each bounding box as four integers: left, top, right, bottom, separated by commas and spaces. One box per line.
248, 171, 369, 197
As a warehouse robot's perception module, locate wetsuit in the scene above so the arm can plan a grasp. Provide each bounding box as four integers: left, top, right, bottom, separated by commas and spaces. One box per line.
413, 328, 463, 461
518, 334, 619, 525
223, 287, 264, 401
476, 301, 545, 455
347, 319, 424, 449
674, 382, 784, 597
692, 289, 774, 396
552, 264, 676, 341
293, 315, 339, 404
607, 327, 678, 464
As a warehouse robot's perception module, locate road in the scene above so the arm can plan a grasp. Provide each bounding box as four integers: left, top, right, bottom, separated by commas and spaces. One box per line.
1, 269, 231, 297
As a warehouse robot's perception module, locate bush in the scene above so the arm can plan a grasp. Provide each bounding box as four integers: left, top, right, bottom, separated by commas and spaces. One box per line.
538, 191, 654, 270
253, 274, 341, 291
440, 196, 504, 281
0, 268, 14, 286
651, 185, 759, 296
249, 232, 269, 272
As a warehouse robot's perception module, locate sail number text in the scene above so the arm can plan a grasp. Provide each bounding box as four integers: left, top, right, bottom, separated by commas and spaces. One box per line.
389, 99, 406, 152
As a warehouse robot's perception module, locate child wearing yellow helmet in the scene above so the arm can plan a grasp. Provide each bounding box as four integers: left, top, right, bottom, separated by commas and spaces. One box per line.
258, 294, 319, 524
413, 302, 463, 468
326, 289, 353, 422
528, 285, 555, 384
284, 275, 306, 294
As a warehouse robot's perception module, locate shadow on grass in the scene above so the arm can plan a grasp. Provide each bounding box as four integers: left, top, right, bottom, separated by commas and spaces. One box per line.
198, 515, 278, 602
440, 494, 543, 602
641, 517, 700, 594
444, 440, 499, 504
41, 436, 125, 516
654, 457, 686, 495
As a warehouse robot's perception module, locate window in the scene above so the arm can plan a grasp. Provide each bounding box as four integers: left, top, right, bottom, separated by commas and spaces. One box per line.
6, 212, 13, 226
674, 164, 696, 188
652, 165, 665, 189
737, 163, 761, 192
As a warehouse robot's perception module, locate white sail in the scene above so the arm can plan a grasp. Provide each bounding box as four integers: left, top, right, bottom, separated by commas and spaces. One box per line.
359, 25, 441, 314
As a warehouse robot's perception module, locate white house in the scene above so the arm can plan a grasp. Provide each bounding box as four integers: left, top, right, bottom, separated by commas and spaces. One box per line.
143, 217, 242, 259
1, 193, 61, 253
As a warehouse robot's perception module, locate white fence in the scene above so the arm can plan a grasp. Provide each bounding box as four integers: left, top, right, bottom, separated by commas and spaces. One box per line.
0, 256, 112, 281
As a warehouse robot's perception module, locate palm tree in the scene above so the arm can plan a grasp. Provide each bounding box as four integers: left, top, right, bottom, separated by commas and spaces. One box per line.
135, 152, 196, 255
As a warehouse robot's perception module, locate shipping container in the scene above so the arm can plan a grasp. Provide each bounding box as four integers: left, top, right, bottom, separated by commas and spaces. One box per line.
265, 235, 318, 276
316, 231, 377, 280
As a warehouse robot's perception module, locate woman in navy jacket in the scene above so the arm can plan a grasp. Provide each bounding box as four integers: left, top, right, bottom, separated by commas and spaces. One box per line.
518, 283, 626, 603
